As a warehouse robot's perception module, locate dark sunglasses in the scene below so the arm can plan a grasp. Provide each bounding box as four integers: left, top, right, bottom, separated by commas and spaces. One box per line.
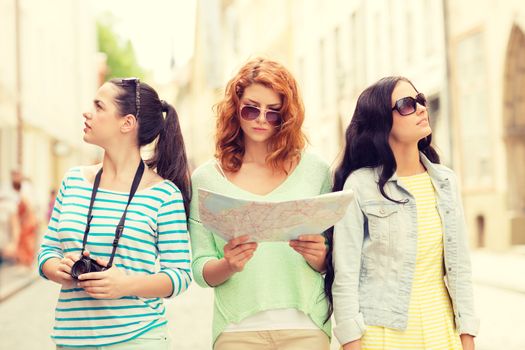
392, 93, 426, 116
121, 78, 141, 118
240, 105, 282, 126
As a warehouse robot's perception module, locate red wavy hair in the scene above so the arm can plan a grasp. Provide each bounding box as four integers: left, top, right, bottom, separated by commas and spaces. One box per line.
215, 57, 307, 172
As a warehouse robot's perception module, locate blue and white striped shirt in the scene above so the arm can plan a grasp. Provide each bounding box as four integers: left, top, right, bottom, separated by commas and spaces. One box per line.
38, 167, 192, 347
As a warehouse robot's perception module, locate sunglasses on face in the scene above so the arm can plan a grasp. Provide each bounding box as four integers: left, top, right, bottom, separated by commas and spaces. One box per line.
392, 93, 427, 116
240, 105, 282, 126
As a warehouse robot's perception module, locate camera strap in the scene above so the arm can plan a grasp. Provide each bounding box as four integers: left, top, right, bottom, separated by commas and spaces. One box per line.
80, 161, 146, 268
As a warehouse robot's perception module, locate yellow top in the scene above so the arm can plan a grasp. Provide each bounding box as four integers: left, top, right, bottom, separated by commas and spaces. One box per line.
361, 172, 461, 349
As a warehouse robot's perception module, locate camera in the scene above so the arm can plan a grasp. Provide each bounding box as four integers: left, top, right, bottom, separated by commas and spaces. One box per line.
70, 256, 106, 279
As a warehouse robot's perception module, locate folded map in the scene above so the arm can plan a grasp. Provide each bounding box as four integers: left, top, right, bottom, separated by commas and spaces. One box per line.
198, 188, 354, 242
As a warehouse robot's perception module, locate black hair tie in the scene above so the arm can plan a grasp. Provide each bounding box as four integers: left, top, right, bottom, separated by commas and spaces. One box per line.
160, 100, 169, 113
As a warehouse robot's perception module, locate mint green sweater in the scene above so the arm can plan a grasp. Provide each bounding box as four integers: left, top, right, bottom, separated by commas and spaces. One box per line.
189, 151, 332, 344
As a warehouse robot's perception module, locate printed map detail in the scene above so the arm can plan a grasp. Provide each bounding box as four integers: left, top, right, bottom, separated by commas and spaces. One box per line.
198, 189, 354, 242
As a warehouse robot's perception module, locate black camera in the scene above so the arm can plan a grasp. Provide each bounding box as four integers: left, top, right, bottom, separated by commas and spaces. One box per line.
70, 256, 106, 279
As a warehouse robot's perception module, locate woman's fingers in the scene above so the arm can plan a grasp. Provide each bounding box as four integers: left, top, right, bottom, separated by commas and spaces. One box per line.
297, 234, 325, 243
57, 262, 73, 274
229, 242, 257, 256
290, 234, 327, 251
236, 253, 254, 266
290, 241, 325, 250
83, 287, 107, 294
289, 240, 326, 253
86, 292, 109, 299
224, 237, 257, 260
224, 246, 257, 272
223, 235, 259, 273
299, 252, 320, 261
226, 235, 251, 249
228, 247, 257, 263
79, 279, 107, 288
61, 256, 76, 268
56, 270, 73, 281
292, 246, 324, 256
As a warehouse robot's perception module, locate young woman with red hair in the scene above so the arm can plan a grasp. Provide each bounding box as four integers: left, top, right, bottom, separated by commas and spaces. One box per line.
189, 58, 332, 350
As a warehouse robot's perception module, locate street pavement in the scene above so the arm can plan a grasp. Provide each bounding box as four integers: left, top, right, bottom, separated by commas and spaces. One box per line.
1, 249, 524, 349
0, 262, 38, 301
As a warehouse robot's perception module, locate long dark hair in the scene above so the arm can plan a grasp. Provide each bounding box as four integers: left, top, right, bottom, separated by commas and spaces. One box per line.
110, 78, 191, 214
323, 76, 440, 321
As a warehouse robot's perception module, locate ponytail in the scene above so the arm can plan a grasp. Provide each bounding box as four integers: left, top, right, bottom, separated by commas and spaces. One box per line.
146, 101, 191, 214
109, 78, 191, 213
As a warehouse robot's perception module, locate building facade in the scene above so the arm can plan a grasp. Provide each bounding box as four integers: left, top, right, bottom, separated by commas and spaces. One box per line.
186, 0, 524, 250
447, 0, 525, 250
291, 0, 451, 165
188, 0, 450, 162
0, 0, 99, 219
183, 0, 296, 165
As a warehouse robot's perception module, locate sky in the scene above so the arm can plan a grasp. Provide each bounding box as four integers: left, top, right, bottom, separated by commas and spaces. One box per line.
89, 0, 197, 84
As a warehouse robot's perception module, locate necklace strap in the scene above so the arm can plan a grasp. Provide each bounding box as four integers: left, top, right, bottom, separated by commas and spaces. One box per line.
80, 161, 145, 268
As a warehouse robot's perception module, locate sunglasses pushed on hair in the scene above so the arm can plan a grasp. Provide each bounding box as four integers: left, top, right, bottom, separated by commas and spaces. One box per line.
240, 105, 282, 126
392, 93, 426, 116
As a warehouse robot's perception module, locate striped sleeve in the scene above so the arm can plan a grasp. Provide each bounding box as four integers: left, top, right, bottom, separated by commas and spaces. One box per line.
157, 188, 192, 298
38, 174, 67, 278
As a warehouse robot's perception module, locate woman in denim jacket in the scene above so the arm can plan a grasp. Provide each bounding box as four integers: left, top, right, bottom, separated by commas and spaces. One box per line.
325, 76, 479, 350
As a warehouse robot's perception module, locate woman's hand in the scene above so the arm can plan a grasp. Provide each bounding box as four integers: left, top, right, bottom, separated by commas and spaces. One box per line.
289, 234, 327, 272
202, 235, 258, 287
51, 253, 79, 289
77, 253, 129, 299
343, 339, 362, 350
460, 334, 475, 350
223, 235, 258, 273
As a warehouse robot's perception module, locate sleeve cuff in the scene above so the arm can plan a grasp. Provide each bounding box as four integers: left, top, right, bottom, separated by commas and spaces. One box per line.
38, 254, 62, 279
457, 315, 480, 336
334, 313, 366, 345
159, 267, 192, 298
192, 257, 216, 288
158, 270, 178, 298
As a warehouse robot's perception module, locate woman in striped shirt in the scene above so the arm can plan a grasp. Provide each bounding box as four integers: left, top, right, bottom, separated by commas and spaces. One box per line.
325, 77, 479, 349
38, 78, 192, 349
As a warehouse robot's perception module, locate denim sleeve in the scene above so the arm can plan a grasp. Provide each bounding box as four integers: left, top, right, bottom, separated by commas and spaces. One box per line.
332, 176, 367, 344
451, 173, 480, 336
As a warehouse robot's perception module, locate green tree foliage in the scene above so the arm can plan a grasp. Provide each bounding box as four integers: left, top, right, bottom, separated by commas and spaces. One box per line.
97, 18, 146, 80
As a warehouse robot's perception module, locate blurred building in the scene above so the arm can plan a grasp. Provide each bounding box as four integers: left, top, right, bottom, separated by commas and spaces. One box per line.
184, 0, 296, 165
188, 0, 450, 165
187, 0, 524, 251
291, 0, 451, 166
446, 0, 525, 250
0, 0, 99, 219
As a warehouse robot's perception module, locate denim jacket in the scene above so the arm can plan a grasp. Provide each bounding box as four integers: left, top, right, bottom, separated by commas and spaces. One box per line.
332, 154, 479, 345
